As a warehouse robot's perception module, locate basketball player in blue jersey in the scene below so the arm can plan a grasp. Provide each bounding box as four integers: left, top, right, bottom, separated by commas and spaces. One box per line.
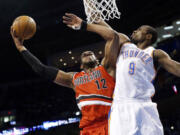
63, 13, 180, 135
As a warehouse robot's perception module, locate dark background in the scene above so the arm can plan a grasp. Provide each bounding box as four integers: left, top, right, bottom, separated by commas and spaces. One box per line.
0, 0, 180, 134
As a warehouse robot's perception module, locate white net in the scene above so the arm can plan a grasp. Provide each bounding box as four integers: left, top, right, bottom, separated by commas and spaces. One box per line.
83, 0, 121, 23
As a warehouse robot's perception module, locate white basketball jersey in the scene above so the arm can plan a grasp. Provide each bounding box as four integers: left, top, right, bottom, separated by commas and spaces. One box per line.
114, 43, 156, 100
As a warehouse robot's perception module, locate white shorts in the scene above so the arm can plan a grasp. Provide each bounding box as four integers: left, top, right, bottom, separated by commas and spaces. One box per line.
108, 99, 164, 135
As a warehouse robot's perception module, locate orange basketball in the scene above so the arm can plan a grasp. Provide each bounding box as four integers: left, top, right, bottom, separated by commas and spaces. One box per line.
12, 16, 36, 40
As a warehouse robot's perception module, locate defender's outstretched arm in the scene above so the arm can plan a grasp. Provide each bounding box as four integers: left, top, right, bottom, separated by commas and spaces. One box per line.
154, 49, 180, 77
63, 13, 116, 41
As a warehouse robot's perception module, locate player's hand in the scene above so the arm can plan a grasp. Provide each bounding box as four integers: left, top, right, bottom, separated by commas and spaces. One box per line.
63, 13, 83, 30
10, 26, 25, 52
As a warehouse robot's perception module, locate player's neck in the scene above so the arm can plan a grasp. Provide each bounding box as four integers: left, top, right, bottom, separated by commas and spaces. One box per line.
84, 66, 98, 73
137, 41, 151, 50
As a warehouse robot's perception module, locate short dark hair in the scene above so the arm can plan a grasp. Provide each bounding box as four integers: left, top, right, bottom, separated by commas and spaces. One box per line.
146, 26, 158, 44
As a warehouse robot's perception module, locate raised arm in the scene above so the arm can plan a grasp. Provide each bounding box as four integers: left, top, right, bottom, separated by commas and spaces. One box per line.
101, 33, 119, 67
95, 20, 112, 29
101, 33, 130, 75
63, 13, 116, 41
86, 23, 116, 40
154, 49, 180, 77
11, 27, 75, 89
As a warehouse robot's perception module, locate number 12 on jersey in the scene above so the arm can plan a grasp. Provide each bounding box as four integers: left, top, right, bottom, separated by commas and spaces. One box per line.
95, 79, 108, 90
129, 62, 136, 75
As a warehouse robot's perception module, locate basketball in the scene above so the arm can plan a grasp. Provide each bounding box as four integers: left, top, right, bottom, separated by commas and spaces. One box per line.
12, 16, 36, 40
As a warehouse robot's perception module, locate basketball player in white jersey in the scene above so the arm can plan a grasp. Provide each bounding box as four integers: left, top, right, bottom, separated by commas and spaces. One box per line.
63, 13, 180, 135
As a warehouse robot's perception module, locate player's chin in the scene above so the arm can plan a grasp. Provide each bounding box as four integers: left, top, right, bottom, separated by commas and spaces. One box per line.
83, 60, 97, 68
131, 38, 138, 44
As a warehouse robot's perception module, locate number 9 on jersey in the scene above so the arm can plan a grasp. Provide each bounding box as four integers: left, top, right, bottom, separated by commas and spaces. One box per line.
129, 62, 136, 75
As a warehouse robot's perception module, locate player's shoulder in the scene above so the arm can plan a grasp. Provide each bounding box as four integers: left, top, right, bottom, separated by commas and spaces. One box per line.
72, 71, 84, 79
153, 49, 168, 58
117, 33, 130, 43
94, 65, 108, 75
98, 65, 114, 78
116, 32, 135, 49
143, 46, 156, 57
146, 46, 155, 51
97, 64, 107, 70
119, 42, 136, 51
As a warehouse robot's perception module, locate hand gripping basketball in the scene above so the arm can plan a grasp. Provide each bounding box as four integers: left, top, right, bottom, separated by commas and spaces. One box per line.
63, 13, 83, 30
10, 26, 25, 51
12, 16, 36, 40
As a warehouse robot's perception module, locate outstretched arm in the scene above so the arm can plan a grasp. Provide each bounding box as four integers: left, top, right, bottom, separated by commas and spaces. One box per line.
63, 13, 130, 42
63, 13, 116, 41
154, 49, 180, 77
11, 27, 75, 89
95, 20, 112, 29
86, 23, 115, 40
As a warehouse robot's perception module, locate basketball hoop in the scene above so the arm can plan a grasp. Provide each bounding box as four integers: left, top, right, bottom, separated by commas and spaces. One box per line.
83, 0, 121, 23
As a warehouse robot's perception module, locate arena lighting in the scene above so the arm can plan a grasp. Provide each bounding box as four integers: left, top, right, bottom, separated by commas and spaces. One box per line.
68, 118, 80, 123
58, 120, 68, 126
176, 21, 180, 25
4, 117, 9, 123
43, 121, 59, 130
99, 51, 102, 54
162, 34, 173, 38
171, 126, 174, 130
63, 63, 67, 66
0, 117, 80, 135
75, 111, 80, 116
172, 85, 178, 94
68, 51, 72, 54
10, 121, 16, 125
0, 128, 29, 135
71, 56, 75, 60
164, 26, 174, 30
59, 58, 63, 62
32, 126, 37, 131
37, 125, 43, 130
178, 27, 180, 31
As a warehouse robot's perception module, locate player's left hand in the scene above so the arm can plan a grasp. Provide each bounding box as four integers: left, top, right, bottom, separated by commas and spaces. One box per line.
63, 13, 83, 30
10, 26, 25, 51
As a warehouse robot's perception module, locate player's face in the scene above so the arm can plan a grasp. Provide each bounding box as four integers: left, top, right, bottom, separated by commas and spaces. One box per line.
131, 26, 147, 44
81, 51, 98, 68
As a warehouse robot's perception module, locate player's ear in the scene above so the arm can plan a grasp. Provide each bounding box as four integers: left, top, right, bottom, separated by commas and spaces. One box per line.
146, 34, 152, 40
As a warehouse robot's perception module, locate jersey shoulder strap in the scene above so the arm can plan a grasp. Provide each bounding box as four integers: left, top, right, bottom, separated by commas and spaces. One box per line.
144, 46, 155, 57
